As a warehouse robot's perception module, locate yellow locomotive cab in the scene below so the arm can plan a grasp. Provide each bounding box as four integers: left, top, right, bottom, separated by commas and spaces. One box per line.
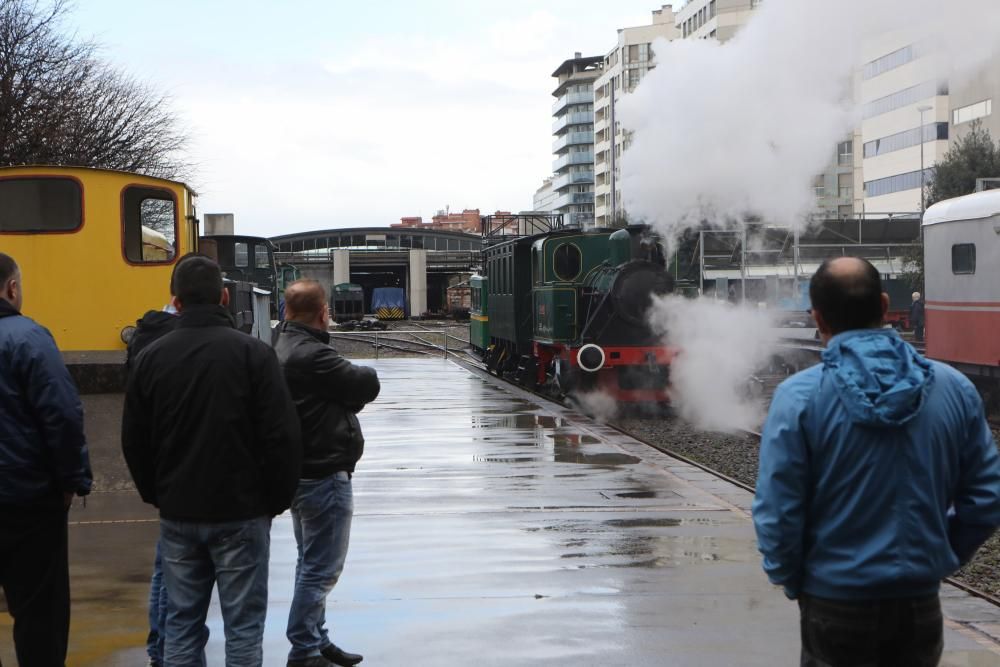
0, 165, 199, 351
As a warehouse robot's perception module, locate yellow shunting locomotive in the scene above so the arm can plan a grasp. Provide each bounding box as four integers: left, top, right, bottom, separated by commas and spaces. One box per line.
0, 165, 199, 351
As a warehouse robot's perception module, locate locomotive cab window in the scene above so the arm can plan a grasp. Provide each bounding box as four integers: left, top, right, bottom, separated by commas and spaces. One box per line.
553, 243, 582, 281
0, 178, 82, 232
254, 244, 269, 269
235, 242, 249, 267
123, 186, 177, 263
951, 243, 976, 274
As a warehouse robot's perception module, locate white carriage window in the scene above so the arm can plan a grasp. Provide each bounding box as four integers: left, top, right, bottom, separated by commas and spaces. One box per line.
123, 186, 177, 263
951, 244, 976, 274
234, 242, 249, 268
0, 178, 82, 232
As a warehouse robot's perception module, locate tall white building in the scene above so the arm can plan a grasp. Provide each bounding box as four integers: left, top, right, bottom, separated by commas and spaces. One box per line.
550, 53, 602, 228
858, 34, 949, 213
593, 6, 679, 227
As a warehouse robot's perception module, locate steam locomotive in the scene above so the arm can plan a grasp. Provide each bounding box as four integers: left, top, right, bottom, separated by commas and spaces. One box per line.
470, 225, 676, 403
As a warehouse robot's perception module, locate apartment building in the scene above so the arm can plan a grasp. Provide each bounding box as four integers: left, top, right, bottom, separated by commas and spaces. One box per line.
593, 6, 678, 227
532, 177, 558, 212
674, 0, 758, 42
548, 53, 603, 228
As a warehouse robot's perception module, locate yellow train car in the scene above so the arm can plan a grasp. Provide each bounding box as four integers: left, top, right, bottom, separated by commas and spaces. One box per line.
0, 165, 199, 351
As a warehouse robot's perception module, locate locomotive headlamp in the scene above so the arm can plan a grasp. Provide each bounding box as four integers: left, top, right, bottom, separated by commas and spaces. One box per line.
577, 344, 606, 373
120, 325, 137, 344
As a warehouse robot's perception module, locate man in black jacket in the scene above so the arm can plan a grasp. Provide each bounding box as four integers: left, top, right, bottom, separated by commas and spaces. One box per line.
123, 255, 302, 667
0, 252, 92, 666
275, 280, 380, 667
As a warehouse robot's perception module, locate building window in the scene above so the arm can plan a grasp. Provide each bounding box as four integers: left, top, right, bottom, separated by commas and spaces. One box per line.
0, 177, 82, 232
951, 244, 976, 274
953, 99, 992, 125
863, 81, 947, 119
709, 0, 717, 18
864, 168, 934, 198
838, 140, 853, 166
863, 123, 949, 158
863, 44, 915, 80
122, 186, 177, 263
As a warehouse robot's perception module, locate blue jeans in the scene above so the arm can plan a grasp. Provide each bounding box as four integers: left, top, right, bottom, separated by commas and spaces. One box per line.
160, 516, 271, 667
287, 473, 354, 661
146, 541, 167, 664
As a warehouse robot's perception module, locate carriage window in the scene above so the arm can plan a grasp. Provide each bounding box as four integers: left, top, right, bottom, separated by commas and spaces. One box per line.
0, 178, 82, 232
553, 243, 582, 281
951, 244, 976, 274
254, 244, 269, 269
123, 187, 177, 263
235, 242, 249, 268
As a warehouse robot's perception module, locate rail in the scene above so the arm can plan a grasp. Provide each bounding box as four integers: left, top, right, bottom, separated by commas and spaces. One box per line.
328, 329, 469, 360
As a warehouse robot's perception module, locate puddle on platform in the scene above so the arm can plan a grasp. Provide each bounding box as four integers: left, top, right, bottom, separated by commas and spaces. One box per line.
616, 491, 658, 499
605, 518, 683, 528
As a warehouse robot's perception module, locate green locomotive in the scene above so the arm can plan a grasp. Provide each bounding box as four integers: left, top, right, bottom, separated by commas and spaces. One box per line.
471, 224, 675, 403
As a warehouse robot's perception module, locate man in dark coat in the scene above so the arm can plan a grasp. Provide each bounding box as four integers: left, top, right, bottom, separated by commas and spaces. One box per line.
0, 252, 92, 666
275, 280, 380, 667
123, 255, 302, 667
910, 291, 926, 342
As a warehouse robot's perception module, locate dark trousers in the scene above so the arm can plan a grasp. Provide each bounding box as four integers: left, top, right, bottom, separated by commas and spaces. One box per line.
914, 325, 925, 342
0, 505, 70, 667
799, 593, 943, 667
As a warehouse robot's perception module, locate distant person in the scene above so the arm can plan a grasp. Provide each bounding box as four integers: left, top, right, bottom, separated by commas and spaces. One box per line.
753, 257, 1000, 666
0, 252, 92, 666
123, 255, 302, 667
910, 290, 926, 342
275, 279, 380, 667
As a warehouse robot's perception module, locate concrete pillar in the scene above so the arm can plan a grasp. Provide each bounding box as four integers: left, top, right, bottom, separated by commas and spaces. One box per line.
333, 249, 351, 286
408, 249, 427, 318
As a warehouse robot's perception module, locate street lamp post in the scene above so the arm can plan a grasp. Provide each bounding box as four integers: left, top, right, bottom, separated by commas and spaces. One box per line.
917, 105, 933, 217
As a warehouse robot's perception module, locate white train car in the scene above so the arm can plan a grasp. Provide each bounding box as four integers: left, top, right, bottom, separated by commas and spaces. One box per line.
923, 190, 1000, 381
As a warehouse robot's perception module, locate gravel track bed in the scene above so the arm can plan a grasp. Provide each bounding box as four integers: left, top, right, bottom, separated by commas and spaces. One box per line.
615, 418, 1000, 599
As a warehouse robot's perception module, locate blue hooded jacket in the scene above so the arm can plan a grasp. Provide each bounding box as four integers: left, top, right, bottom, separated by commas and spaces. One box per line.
0, 300, 92, 506
753, 328, 1000, 600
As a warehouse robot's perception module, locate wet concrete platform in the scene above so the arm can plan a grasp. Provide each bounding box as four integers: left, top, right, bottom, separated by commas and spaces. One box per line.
2, 358, 999, 666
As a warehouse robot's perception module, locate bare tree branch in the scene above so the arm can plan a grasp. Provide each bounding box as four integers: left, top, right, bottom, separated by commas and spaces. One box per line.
0, 0, 189, 181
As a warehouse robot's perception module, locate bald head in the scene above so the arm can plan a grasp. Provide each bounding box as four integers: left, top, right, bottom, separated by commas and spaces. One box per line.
284, 279, 328, 327
809, 257, 885, 336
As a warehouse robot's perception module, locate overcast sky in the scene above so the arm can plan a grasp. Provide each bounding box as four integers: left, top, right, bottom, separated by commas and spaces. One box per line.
73, 1, 668, 237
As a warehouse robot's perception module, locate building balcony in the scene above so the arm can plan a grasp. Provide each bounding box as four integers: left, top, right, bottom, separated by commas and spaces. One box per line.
552, 171, 594, 191
552, 111, 594, 134
553, 192, 595, 210
552, 131, 594, 154
552, 90, 594, 115
553, 151, 594, 173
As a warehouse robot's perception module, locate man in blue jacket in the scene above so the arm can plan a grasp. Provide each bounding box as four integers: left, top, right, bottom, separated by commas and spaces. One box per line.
753, 257, 1000, 666
0, 252, 92, 666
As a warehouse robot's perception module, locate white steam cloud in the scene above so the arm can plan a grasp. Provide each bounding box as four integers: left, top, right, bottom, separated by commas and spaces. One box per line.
618, 0, 1000, 237
649, 297, 776, 432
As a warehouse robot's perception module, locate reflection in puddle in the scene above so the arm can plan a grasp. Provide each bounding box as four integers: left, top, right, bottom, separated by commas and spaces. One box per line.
616, 491, 658, 499
605, 518, 682, 528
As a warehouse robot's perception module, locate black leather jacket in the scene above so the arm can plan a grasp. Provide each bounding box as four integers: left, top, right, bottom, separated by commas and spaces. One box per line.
274, 321, 380, 478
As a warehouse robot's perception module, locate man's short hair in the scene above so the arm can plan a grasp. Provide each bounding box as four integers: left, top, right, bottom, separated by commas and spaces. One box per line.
809, 257, 883, 335
284, 280, 327, 322
0, 252, 18, 286
172, 254, 223, 306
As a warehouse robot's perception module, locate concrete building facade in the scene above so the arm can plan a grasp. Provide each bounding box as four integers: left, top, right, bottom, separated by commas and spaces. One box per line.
593, 6, 679, 227
532, 177, 558, 212
550, 53, 603, 228
858, 33, 950, 214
